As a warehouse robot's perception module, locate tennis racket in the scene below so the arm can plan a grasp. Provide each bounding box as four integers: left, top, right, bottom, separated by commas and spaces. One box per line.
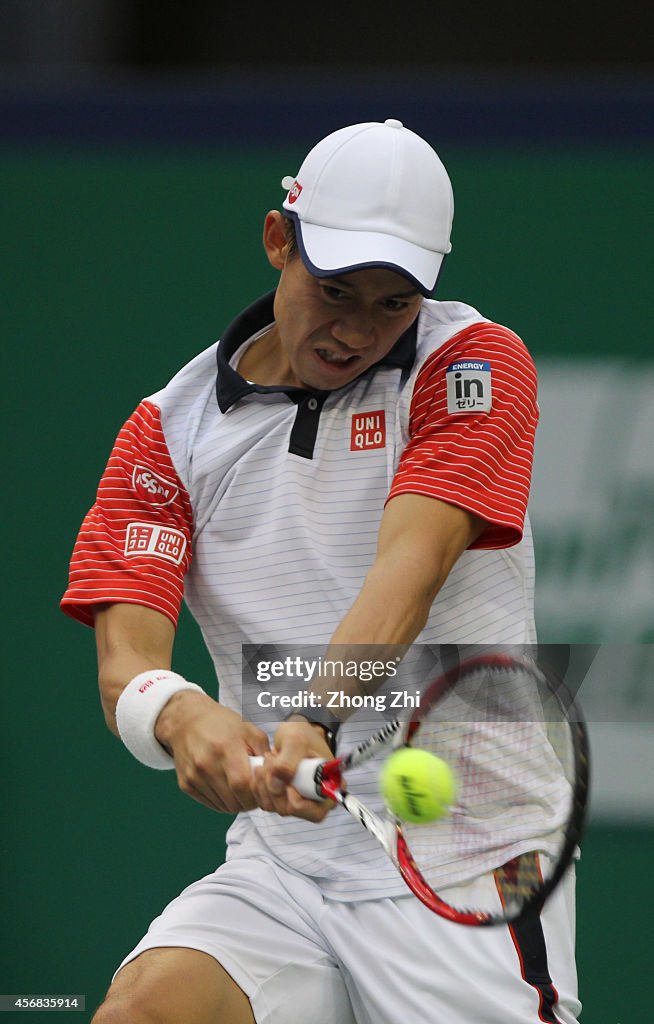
250, 651, 590, 926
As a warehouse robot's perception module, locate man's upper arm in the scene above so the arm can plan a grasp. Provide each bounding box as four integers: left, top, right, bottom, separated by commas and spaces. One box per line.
326, 492, 486, 652
388, 321, 538, 550
94, 602, 176, 666
60, 400, 194, 629
378, 492, 486, 603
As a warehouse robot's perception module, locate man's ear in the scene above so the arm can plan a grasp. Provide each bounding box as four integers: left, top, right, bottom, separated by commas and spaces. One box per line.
263, 211, 291, 271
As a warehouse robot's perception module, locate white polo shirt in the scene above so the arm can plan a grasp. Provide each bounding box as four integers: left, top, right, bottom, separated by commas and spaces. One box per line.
63, 290, 542, 898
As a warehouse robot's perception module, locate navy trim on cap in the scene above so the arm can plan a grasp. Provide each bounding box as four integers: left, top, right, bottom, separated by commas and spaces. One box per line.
285, 209, 442, 298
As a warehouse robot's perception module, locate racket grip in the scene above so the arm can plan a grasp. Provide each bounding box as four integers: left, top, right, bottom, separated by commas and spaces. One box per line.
248, 755, 325, 800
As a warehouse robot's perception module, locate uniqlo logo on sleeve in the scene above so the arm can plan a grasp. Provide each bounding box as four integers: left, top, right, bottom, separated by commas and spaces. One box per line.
124, 522, 187, 565
350, 410, 386, 451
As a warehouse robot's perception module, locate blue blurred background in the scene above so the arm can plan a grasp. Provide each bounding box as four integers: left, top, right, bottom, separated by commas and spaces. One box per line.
2, 3, 653, 1020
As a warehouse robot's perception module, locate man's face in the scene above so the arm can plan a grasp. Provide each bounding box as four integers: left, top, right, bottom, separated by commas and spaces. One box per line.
272, 256, 423, 391
260, 211, 424, 392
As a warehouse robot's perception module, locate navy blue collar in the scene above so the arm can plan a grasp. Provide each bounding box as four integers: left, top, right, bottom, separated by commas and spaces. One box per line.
216, 290, 418, 413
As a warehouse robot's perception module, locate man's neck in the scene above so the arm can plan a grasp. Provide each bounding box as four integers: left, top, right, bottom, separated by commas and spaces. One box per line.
236, 324, 300, 388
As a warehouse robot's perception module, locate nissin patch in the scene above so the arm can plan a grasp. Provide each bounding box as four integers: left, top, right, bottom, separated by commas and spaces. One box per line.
132, 465, 179, 506
446, 360, 492, 414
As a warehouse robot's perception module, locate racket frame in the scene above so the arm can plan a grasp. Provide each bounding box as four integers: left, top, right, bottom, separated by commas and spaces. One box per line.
253, 653, 590, 927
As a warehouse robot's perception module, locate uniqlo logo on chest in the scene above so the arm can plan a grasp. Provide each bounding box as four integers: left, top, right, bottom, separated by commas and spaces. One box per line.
351, 410, 386, 451
124, 522, 187, 565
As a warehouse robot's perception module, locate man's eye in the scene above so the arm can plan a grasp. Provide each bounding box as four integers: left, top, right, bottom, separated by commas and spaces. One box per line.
321, 286, 347, 300
383, 299, 408, 312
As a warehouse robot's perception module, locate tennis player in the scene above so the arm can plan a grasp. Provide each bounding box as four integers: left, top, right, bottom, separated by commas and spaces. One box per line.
62, 119, 580, 1023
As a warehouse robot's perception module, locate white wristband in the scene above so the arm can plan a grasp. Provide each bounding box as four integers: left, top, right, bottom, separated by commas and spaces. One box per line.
115, 670, 206, 770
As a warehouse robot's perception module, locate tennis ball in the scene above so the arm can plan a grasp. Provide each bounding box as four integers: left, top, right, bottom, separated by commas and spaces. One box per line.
380, 748, 456, 824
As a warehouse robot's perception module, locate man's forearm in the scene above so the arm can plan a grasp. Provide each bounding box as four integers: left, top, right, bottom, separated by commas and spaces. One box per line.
94, 603, 176, 735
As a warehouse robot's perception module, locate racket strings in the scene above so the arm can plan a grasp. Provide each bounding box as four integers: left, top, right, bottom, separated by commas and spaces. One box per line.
400, 663, 575, 910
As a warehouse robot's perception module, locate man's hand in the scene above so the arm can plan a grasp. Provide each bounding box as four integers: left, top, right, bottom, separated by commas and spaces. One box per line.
155, 690, 270, 813
251, 718, 336, 823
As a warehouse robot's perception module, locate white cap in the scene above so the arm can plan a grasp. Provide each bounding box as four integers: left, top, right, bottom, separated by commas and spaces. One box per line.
281, 119, 453, 296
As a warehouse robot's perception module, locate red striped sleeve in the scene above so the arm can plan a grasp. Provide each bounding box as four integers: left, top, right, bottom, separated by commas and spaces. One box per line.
388, 322, 538, 548
60, 400, 194, 628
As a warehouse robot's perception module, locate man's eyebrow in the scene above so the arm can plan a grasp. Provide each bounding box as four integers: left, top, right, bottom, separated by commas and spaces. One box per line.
389, 287, 422, 298
324, 274, 421, 298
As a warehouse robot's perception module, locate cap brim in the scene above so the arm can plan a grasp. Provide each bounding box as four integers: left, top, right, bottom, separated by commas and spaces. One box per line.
294, 218, 444, 297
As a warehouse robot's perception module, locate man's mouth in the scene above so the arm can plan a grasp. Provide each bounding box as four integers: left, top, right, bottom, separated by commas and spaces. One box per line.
316, 348, 357, 365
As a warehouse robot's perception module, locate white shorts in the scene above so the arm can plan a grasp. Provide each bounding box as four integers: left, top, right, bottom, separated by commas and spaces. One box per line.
117, 851, 581, 1024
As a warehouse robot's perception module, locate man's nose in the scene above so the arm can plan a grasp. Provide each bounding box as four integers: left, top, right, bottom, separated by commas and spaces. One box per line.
330, 316, 375, 349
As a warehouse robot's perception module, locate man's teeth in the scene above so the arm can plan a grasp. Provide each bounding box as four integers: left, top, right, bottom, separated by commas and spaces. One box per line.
318, 349, 352, 363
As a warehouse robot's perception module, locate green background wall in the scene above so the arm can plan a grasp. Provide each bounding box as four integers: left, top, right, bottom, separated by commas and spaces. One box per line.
2, 144, 653, 1021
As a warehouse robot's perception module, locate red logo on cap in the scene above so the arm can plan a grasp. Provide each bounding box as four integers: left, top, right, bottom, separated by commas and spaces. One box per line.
287, 181, 303, 204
